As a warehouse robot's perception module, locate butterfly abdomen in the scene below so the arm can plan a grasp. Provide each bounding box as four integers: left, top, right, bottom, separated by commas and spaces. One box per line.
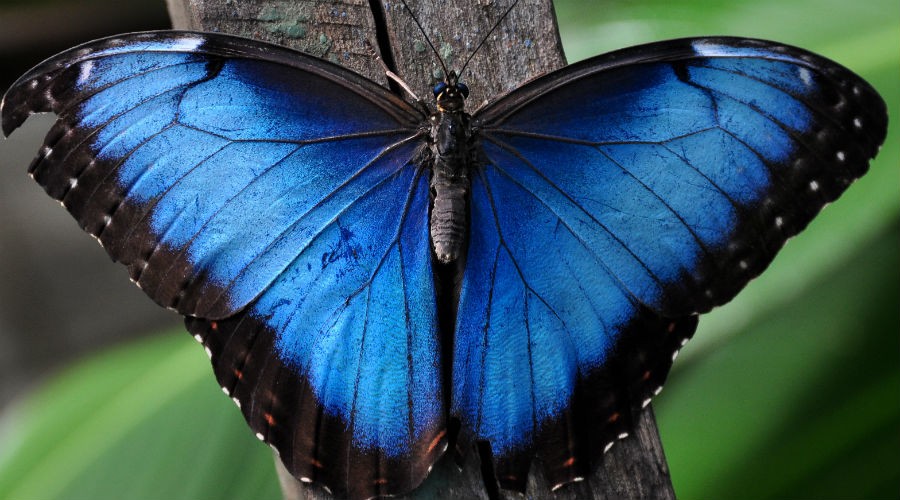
429, 109, 472, 263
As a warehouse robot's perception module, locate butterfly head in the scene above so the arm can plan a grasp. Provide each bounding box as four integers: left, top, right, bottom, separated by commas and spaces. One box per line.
434, 71, 469, 112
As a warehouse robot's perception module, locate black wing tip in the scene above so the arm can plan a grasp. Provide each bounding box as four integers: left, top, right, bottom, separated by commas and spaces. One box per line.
690, 36, 889, 146
651, 36, 888, 316
2, 75, 49, 137
0, 31, 215, 134
0, 31, 175, 137
2, 29, 420, 138
1, 107, 21, 138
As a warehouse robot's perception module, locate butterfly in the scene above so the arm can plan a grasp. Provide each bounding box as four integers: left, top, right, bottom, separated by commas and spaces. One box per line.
0, 4, 887, 499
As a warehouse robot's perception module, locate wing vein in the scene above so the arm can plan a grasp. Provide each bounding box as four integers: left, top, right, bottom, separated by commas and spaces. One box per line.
198, 134, 424, 313
593, 144, 713, 259
480, 134, 664, 308
479, 126, 719, 147
271, 164, 426, 382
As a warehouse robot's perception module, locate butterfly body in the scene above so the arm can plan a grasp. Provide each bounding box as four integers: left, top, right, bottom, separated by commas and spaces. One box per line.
1, 24, 887, 500
429, 72, 474, 264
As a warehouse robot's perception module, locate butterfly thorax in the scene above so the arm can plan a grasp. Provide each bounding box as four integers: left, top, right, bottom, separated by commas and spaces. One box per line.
429, 74, 473, 264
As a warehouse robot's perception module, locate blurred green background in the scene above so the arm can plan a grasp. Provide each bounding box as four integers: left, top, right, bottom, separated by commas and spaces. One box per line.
0, 0, 896, 499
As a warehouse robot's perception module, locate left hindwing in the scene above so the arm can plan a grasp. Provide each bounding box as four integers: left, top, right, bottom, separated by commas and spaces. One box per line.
453, 37, 887, 490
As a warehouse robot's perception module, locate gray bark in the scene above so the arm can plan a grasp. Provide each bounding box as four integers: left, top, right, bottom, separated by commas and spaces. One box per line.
165, 0, 675, 498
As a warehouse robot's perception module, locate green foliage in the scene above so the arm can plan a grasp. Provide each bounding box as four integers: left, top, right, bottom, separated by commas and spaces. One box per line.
657, 227, 899, 499
0, 0, 896, 498
0, 335, 280, 500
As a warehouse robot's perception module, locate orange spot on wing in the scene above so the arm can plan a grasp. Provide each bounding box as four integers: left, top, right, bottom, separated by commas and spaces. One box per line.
642, 370, 652, 381
210, 321, 219, 331
264, 412, 276, 426
427, 429, 447, 453
374, 478, 388, 485
563, 457, 576, 467
607, 412, 620, 423
310, 459, 323, 469
232, 368, 244, 380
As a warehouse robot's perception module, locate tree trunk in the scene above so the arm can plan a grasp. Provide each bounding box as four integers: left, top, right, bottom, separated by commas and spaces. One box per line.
164, 0, 675, 498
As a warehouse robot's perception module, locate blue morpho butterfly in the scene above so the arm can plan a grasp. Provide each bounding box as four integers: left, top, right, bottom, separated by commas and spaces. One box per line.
0, 0, 887, 497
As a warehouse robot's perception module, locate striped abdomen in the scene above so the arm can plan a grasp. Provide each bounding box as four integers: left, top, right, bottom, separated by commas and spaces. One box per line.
429, 110, 471, 264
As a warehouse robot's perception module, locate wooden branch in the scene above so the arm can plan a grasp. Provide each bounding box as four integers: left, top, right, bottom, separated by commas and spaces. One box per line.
165, 0, 387, 83
165, 0, 675, 498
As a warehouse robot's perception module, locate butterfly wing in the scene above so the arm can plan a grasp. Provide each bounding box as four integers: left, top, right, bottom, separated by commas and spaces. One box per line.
2, 31, 445, 498
455, 37, 887, 490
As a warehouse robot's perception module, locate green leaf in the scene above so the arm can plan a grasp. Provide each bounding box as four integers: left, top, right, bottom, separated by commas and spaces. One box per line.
0, 334, 280, 500
656, 222, 899, 499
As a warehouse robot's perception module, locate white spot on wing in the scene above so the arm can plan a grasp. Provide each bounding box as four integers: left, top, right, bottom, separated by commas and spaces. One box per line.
173, 36, 204, 52
77, 61, 95, 87
255, 432, 265, 441
798, 67, 813, 86
691, 40, 719, 56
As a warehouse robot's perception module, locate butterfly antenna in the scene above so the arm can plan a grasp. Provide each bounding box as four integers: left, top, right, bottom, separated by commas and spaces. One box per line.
398, 0, 451, 80
365, 40, 423, 104
458, 0, 521, 78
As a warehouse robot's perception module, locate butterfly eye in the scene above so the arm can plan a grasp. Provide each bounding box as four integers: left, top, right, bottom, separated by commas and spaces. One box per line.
457, 82, 469, 98
433, 81, 447, 97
